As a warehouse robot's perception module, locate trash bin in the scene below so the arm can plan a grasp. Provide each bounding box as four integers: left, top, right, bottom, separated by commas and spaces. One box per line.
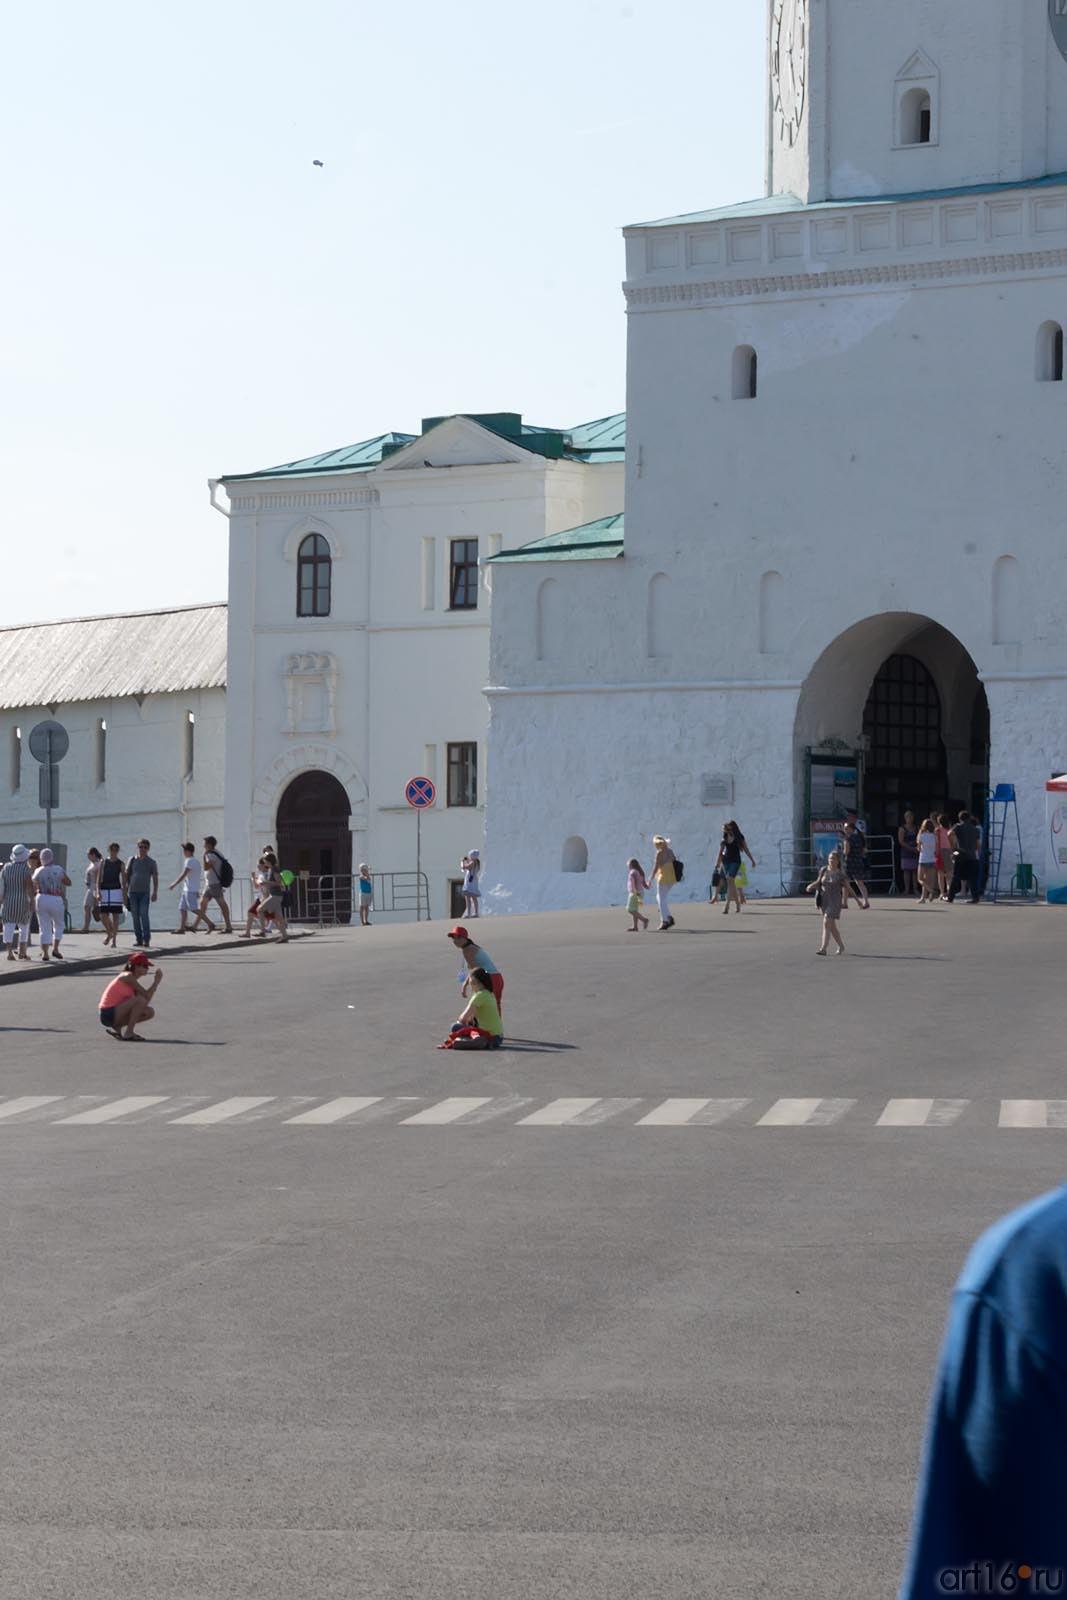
1014, 863, 1034, 896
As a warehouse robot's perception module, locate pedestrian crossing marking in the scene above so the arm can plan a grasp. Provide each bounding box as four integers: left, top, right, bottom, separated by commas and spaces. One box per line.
998, 1100, 1067, 1129
402, 1097, 493, 1126
169, 1096, 276, 1125
4, 1093, 1067, 1130
0, 1095, 65, 1120
285, 1096, 383, 1125
637, 1097, 752, 1126
55, 1095, 171, 1126
877, 1098, 970, 1127
757, 1098, 856, 1127
517, 1098, 601, 1126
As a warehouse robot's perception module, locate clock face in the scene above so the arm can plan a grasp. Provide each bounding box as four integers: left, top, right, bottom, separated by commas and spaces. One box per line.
772, 0, 808, 147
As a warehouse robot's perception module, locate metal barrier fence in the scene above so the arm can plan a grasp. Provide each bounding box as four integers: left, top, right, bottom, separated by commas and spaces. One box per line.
273, 871, 431, 925
777, 834, 898, 897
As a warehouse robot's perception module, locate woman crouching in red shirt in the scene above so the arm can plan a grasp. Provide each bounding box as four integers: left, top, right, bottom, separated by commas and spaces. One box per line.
98, 952, 162, 1041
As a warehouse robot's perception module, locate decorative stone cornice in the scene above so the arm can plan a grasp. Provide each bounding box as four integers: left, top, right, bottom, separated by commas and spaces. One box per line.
228, 487, 380, 514
625, 247, 1067, 307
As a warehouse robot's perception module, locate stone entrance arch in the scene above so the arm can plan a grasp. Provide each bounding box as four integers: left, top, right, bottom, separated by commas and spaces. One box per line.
250, 744, 368, 847
794, 613, 989, 839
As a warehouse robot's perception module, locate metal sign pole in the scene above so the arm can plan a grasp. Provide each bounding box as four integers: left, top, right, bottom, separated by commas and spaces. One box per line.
416, 808, 422, 922
45, 728, 53, 847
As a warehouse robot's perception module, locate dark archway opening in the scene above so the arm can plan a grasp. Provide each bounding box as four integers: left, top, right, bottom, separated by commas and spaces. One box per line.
860, 652, 990, 839
276, 770, 352, 922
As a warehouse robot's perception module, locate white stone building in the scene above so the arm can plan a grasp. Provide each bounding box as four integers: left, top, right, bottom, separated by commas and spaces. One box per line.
215, 411, 623, 918
485, 0, 1067, 911
0, 606, 226, 884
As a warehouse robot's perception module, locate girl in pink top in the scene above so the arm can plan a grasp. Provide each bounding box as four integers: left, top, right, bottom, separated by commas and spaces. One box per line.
626, 858, 650, 932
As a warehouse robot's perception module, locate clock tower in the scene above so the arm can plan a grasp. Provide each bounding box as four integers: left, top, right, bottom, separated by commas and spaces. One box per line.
766, 0, 1067, 205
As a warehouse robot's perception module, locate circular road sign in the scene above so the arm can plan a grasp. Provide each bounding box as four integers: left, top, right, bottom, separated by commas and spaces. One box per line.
405, 776, 436, 809
28, 720, 69, 764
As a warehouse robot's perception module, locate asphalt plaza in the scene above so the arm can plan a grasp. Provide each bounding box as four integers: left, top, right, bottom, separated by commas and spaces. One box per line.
0, 897, 1063, 1599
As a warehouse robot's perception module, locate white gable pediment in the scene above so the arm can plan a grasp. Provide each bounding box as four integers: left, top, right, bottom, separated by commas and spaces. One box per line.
896, 48, 939, 83
379, 414, 534, 472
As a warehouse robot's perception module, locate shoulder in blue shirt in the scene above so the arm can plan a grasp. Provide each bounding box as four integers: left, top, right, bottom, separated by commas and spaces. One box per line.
900, 1186, 1067, 1596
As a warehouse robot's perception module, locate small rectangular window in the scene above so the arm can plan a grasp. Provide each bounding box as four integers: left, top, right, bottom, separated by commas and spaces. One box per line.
918, 107, 932, 144
1055, 328, 1064, 383
10, 726, 20, 793
447, 741, 478, 807
183, 711, 195, 779
448, 539, 479, 610
95, 718, 107, 786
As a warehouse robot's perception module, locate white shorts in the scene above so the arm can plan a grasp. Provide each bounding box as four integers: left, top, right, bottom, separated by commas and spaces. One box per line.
180, 888, 200, 912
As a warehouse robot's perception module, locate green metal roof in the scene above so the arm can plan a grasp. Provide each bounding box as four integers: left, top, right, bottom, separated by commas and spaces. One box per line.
223, 432, 416, 482
632, 169, 1067, 230
223, 412, 625, 483
489, 513, 624, 564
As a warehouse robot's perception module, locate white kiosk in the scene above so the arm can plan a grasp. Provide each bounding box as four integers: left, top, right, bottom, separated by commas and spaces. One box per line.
1047, 776, 1067, 905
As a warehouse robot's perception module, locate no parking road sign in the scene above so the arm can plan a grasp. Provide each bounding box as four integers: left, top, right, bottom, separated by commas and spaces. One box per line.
405, 777, 436, 920
405, 776, 436, 809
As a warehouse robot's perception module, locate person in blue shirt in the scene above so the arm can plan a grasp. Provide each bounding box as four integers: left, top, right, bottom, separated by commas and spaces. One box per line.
357, 863, 373, 927
900, 1185, 1067, 1597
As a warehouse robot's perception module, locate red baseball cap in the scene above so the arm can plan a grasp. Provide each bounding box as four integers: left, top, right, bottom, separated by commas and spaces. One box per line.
447, 926, 469, 940
128, 952, 153, 970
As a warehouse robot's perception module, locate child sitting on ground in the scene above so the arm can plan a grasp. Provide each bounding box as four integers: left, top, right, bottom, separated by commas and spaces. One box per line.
626, 857, 650, 932
437, 967, 503, 1050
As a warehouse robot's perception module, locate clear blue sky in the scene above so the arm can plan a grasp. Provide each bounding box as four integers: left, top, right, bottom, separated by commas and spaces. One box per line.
2, 0, 765, 625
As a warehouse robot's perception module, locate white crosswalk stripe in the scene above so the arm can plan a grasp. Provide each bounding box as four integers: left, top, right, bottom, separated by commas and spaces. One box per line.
0, 1096, 66, 1121
758, 1098, 856, 1126
169, 1096, 276, 1125
877, 1098, 970, 1127
517, 1098, 601, 1126
55, 1095, 171, 1126
998, 1100, 1067, 1129
637, 1098, 751, 1126
402, 1097, 493, 1126
285, 1097, 383, 1125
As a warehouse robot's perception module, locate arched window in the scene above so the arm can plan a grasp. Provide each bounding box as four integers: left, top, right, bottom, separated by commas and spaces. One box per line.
297, 533, 332, 617
1036, 321, 1064, 383
732, 345, 757, 400
900, 87, 932, 146
561, 835, 588, 873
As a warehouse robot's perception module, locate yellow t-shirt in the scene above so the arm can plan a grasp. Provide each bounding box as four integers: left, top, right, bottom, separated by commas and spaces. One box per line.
468, 989, 503, 1036
656, 856, 676, 888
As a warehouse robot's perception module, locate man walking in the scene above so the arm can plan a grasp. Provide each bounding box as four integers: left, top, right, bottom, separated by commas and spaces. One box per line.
124, 839, 159, 948
841, 818, 870, 908
191, 835, 233, 934
947, 811, 982, 904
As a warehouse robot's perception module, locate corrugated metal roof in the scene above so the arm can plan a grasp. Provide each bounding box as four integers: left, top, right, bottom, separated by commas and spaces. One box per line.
0, 604, 227, 711
632, 170, 1067, 229
489, 514, 624, 564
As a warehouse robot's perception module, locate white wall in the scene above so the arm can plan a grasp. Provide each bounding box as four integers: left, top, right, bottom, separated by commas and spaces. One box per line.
223, 437, 622, 919
487, 184, 1067, 911
0, 688, 225, 903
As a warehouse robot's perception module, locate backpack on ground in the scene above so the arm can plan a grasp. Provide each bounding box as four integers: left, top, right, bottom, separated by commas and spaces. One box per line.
215, 852, 235, 889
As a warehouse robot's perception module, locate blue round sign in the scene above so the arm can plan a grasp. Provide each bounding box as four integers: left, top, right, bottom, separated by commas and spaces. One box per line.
405, 776, 436, 809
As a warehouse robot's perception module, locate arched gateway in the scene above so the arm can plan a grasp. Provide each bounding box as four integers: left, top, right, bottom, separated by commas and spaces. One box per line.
794, 614, 990, 848
276, 770, 352, 920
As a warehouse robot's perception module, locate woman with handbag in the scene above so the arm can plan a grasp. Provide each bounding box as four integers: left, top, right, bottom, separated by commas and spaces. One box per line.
713, 822, 756, 916
650, 835, 677, 930
806, 848, 851, 956
80, 847, 103, 934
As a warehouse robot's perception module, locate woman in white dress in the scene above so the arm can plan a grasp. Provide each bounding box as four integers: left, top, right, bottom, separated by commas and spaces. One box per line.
80, 847, 102, 933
